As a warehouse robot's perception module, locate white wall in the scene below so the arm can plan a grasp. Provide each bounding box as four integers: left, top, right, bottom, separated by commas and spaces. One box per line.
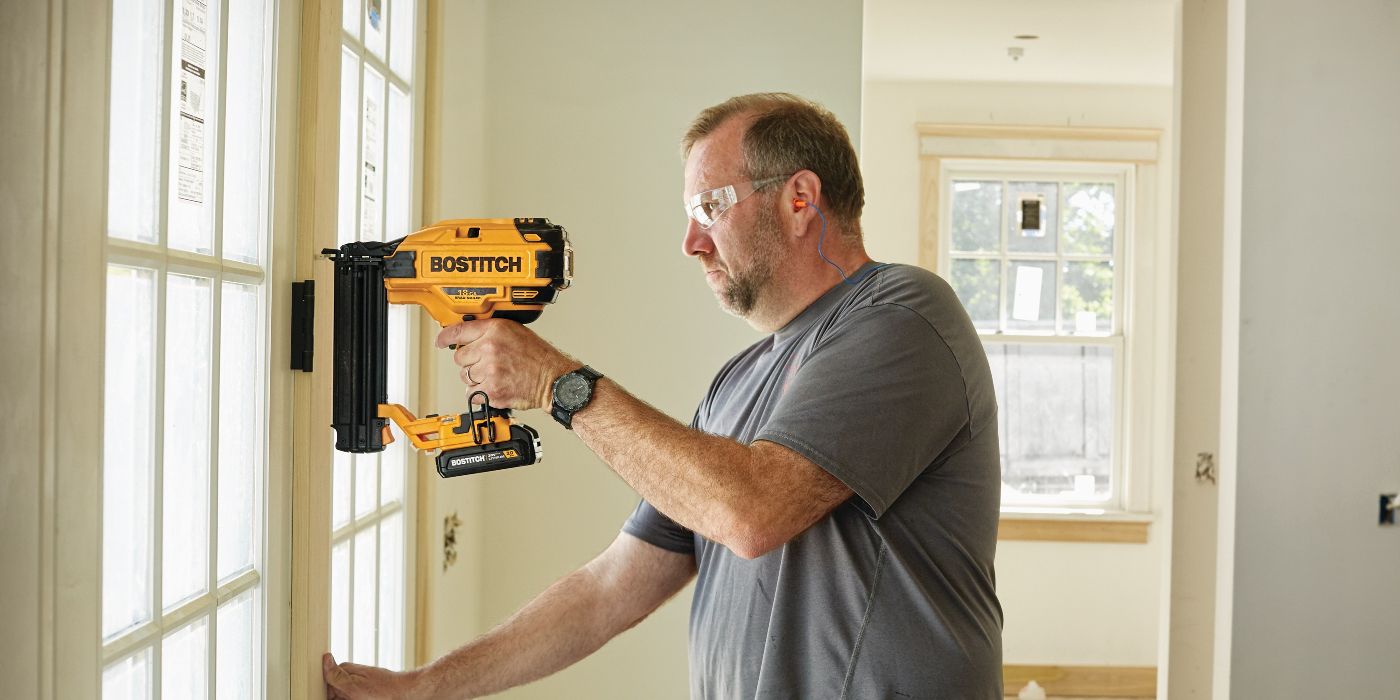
861, 79, 1176, 668
422, 1, 864, 697
1220, 0, 1400, 695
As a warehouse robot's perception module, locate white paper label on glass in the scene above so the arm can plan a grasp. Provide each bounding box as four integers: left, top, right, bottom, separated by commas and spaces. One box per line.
176, 0, 209, 205
1012, 265, 1044, 322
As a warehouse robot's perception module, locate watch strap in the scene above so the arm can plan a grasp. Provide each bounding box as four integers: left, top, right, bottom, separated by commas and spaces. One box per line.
551, 365, 602, 430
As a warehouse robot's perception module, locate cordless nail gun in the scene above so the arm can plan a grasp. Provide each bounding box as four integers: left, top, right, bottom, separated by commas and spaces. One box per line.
324, 218, 572, 477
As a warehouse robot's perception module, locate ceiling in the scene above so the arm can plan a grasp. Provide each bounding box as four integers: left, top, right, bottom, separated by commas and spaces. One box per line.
863, 0, 1176, 86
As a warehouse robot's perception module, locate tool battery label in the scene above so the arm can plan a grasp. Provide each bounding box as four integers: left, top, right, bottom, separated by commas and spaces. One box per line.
447, 449, 515, 468
442, 287, 499, 302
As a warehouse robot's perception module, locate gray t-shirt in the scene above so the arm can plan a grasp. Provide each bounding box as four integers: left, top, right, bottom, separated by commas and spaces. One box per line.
623, 263, 1004, 699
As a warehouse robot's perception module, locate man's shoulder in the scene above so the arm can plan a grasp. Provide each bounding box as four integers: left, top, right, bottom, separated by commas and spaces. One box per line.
838, 264, 960, 327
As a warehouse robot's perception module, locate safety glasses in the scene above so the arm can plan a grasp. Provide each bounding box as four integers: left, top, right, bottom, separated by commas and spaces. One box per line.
685, 175, 789, 229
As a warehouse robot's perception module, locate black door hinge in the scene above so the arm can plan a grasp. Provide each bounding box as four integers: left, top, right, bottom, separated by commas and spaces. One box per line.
291, 280, 315, 372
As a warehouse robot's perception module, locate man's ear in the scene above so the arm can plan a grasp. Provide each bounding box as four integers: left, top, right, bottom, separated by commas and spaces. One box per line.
785, 170, 823, 237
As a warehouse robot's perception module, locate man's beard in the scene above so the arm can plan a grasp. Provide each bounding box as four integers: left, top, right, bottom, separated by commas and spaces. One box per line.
715, 201, 784, 318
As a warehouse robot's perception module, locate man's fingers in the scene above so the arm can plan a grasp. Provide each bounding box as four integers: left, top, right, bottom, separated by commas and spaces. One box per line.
322, 653, 352, 690
436, 320, 490, 349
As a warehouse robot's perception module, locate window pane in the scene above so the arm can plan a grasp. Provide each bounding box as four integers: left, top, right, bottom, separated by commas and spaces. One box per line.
1006, 181, 1057, 254
950, 180, 1000, 253
103, 647, 152, 700
385, 84, 411, 242
352, 527, 378, 664
343, 0, 361, 37
355, 453, 378, 518
1062, 183, 1116, 256
987, 343, 1113, 503
163, 273, 213, 608
103, 266, 157, 639
364, 0, 387, 60
162, 617, 209, 700
389, 0, 415, 80
107, 0, 163, 243
333, 446, 352, 529
1006, 260, 1055, 334
217, 588, 258, 700
1061, 261, 1114, 335
381, 305, 407, 506
378, 513, 404, 670
218, 282, 260, 579
360, 66, 385, 242
949, 259, 999, 332
221, 0, 269, 264
330, 539, 351, 661
338, 49, 360, 246
168, 0, 220, 254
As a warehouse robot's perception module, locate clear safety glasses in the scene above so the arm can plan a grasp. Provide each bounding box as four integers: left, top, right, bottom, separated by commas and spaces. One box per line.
685, 175, 789, 229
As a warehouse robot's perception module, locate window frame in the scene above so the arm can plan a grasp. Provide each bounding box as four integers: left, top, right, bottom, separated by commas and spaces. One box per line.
917, 123, 1168, 516
939, 159, 1131, 510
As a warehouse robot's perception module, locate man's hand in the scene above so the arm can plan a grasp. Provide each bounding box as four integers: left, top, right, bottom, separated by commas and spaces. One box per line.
323, 653, 426, 699
436, 318, 578, 409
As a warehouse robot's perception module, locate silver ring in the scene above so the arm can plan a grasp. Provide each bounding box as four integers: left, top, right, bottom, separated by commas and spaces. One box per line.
465, 365, 479, 385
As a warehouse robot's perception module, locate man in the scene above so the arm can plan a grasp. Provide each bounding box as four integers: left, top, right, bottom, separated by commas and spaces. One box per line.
324, 93, 1003, 699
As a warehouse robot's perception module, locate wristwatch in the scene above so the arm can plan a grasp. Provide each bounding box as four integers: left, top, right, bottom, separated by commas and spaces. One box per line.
550, 365, 603, 429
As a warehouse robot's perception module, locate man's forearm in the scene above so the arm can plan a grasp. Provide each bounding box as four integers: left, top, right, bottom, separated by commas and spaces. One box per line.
415, 565, 618, 699
571, 379, 791, 553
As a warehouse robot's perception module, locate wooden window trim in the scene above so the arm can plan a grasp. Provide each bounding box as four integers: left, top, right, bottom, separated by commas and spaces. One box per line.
1004, 664, 1157, 697
999, 514, 1151, 544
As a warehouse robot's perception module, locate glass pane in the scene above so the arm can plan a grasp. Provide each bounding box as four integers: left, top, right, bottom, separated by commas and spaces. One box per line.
218, 282, 260, 579
389, 0, 415, 80
343, 0, 360, 37
102, 647, 152, 700
1006, 181, 1057, 254
986, 343, 1114, 503
163, 273, 213, 608
950, 180, 1001, 253
1006, 260, 1056, 334
381, 305, 407, 506
352, 527, 378, 664
385, 84, 411, 242
1061, 261, 1114, 335
949, 259, 1000, 333
168, 0, 221, 254
1062, 183, 1116, 256
107, 0, 163, 243
364, 0, 387, 59
103, 266, 157, 639
221, 0, 269, 264
162, 617, 209, 700
338, 49, 360, 246
378, 513, 404, 670
333, 446, 352, 529
217, 589, 258, 700
330, 539, 350, 661
360, 66, 386, 242
355, 453, 378, 518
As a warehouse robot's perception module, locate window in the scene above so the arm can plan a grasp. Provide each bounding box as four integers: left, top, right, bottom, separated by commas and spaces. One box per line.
329, 0, 418, 670
940, 162, 1127, 508
918, 123, 1166, 515
101, 0, 274, 695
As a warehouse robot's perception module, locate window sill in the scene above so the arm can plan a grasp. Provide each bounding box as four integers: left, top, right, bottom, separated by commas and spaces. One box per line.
998, 510, 1152, 544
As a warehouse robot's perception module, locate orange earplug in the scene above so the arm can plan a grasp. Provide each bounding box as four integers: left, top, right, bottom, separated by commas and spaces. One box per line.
793, 198, 808, 210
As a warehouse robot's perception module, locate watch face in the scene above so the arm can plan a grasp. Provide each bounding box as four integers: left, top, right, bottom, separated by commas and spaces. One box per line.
555, 373, 591, 410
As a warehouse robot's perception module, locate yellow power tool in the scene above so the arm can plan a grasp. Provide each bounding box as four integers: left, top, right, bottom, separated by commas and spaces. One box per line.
325, 218, 573, 477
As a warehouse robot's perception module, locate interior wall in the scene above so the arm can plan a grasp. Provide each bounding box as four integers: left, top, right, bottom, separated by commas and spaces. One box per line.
423, 1, 864, 697
1223, 0, 1400, 695
861, 79, 1175, 668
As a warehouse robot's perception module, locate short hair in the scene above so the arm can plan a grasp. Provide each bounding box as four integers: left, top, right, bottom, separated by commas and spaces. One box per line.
682, 93, 864, 233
